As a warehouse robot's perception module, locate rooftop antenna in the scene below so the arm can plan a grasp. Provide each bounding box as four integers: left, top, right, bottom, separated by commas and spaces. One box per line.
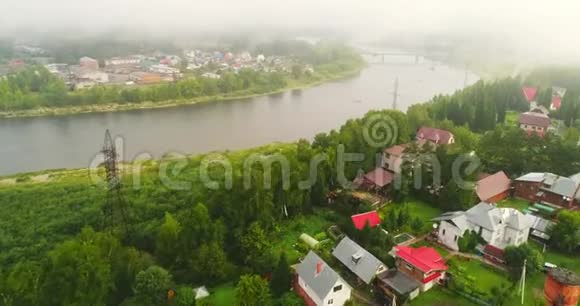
101, 129, 131, 237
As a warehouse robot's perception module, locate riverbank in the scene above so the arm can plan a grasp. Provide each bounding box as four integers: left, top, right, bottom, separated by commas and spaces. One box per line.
0, 63, 365, 119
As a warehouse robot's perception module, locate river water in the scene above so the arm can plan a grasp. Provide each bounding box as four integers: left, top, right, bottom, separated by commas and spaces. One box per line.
0, 56, 478, 176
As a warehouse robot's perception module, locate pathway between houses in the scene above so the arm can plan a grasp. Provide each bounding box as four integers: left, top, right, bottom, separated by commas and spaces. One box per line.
352, 289, 381, 306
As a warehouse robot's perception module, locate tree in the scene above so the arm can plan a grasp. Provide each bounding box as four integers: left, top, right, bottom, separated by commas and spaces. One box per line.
134, 266, 173, 306
504, 244, 543, 281
548, 210, 580, 253
270, 252, 292, 297
239, 222, 276, 273
156, 212, 182, 266
235, 274, 273, 306
174, 286, 196, 306
40, 227, 117, 306
277, 292, 303, 306
190, 242, 228, 284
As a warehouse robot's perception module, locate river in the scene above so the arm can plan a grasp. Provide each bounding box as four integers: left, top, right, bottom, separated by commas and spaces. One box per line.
0, 55, 478, 176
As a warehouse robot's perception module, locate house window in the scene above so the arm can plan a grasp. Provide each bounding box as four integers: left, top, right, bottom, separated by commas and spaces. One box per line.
333, 285, 342, 292
405, 262, 414, 271
442, 229, 446, 235
454, 235, 458, 242
328, 299, 333, 304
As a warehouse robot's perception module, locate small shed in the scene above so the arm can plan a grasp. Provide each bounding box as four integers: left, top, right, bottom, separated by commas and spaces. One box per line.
299, 233, 320, 249
194, 286, 210, 300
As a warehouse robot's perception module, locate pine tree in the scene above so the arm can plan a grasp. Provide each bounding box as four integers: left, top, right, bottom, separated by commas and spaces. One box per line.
270, 252, 292, 297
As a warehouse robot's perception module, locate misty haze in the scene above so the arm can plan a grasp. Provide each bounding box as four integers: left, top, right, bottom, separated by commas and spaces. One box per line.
0, 2, 579, 306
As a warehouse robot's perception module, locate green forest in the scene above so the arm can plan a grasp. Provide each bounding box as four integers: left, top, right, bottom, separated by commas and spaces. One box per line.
1, 73, 580, 305
0, 43, 364, 113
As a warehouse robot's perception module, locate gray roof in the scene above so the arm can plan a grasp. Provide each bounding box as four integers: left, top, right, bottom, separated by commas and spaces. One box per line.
466, 202, 498, 230
432, 212, 469, 232
571, 173, 580, 184
296, 251, 342, 301
542, 176, 579, 199
526, 214, 555, 233
332, 237, 385, 284
438, 202, 531, 232
515, 172, 545, 182
377, 269, 421, 295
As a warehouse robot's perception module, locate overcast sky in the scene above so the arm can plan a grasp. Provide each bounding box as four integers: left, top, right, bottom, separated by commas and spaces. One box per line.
2, 0, 580, 63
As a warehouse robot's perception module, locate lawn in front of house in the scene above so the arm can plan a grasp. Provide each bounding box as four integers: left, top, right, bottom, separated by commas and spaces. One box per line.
379, 198, 442, 234
272, 208, 340, 263
448, 257, 511, 293
497, 198, 531, 212
207, 283, 236, 306
410, 286, 480, 306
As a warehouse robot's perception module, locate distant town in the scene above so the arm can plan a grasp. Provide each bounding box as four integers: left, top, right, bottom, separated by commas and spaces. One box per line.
0, 43, 314, 90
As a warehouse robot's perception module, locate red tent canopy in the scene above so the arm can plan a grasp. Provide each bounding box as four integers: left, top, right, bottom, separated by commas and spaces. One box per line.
351, 211, 381, 230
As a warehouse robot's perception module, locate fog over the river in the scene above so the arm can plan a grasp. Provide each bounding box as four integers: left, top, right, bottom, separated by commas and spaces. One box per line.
2, 0, 580, 64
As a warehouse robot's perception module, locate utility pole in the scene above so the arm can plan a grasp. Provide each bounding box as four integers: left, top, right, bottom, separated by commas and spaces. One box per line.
101, 129, 131, 238
391, 77, 399, 110
519, 259, 527, 305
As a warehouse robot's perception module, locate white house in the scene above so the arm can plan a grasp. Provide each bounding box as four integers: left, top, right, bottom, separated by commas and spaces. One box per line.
433, 202, 532, 251
296, 251, 352, 306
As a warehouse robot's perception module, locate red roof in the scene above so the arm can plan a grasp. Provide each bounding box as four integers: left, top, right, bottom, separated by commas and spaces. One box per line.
476, 171, 511, 202
395, 246, 448, 273
416, 127, 454, 145
522, 87, 538, 102
518, 112, 550, 128
351, 211, 381, 230
363, 167, 394, 188
551, 96, 562, 110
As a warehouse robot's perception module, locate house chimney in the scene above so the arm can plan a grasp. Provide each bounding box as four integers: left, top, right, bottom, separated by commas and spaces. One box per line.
316, 261, 323, 275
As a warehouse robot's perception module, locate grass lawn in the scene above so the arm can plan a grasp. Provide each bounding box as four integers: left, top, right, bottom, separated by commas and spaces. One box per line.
207, 284, 236, 306
529, 241, 580, 273
272, 208, 339, 263
497, 198, 531, 212
504, 110, 520, 127
449, 257, 511, 293
412, 240, 450, 258
411, 287, 479, 306
379, 198, 442, 234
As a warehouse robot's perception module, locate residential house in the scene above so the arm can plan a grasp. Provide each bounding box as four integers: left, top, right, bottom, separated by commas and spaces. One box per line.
526, 214, 555, 241
475, 171, 511, 203
332, 237, 387, 285
518, 112, 550, 136
73, 67, 109, 84
392, 246, 448, 292
354, 167, 394, 194
382, 144, 407, 173
105, 56, 142, 66
514, 172, 580, 209
416, 127, 455, 145
79, 56, 99, 70
295, 251, 352, 306
376, 269, 421, 302
129, 72, 167, 85
351, 211, 381, 230
150, 64, 181, 75
433, 202, 532, 251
